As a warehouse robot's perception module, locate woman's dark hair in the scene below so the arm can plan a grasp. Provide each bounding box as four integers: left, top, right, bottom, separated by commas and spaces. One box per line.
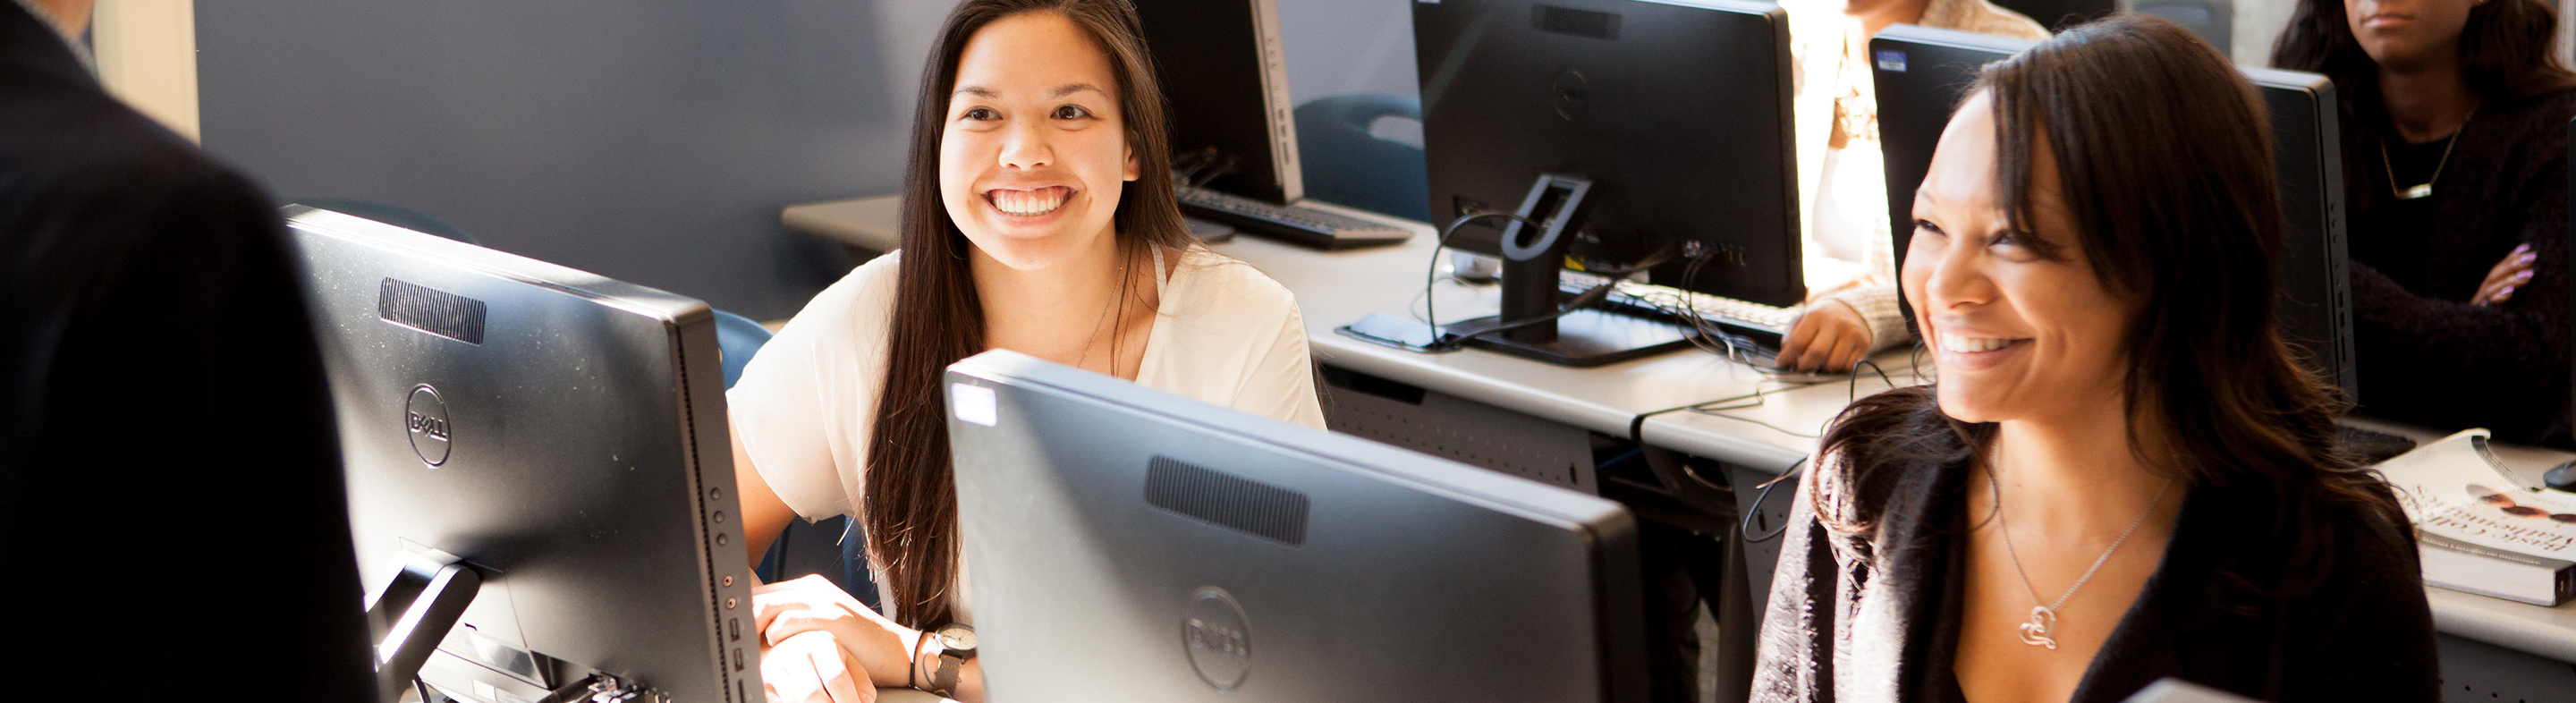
867, 0, 1197, 628
2272, 0, 2576, 105
1816, 15, 2405, 597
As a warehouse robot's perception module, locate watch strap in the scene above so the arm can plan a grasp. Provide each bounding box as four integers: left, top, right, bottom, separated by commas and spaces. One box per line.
929, 651, 965, 698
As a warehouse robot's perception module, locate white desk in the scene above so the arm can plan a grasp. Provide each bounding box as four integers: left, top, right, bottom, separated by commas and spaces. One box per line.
783, 196, 2576, 688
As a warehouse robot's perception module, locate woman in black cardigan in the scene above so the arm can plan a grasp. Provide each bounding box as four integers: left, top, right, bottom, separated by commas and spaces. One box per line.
1751, 16, 2438, 703
2275, 0, 2576, 445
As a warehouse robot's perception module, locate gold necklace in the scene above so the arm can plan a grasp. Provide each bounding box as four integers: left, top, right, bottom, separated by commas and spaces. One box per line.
2379, 106, 2476, 200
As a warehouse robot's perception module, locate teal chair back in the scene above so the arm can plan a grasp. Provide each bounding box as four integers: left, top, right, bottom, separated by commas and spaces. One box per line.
1293, 93, 1431, 223
711, 309, 771, 390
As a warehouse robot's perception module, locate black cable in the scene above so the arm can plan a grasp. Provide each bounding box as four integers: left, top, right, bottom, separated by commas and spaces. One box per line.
1741, 455, 1809, 543
1624, 386, 1772, 444
1851, 358, 1894, 403
1568, 238, 1690, 279
1424, 211, 1542, 345
1187, 153, 1240, 190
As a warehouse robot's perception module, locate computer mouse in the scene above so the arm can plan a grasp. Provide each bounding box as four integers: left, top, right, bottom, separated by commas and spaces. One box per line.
2546, 459, 2576, 493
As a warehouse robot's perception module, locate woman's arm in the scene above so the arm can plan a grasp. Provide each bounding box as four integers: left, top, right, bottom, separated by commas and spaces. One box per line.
733, 418, 798, 568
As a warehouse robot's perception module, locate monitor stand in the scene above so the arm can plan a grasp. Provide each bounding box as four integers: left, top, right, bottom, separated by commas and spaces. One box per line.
1449, 174, 1693, 368
365, 548, 482, 702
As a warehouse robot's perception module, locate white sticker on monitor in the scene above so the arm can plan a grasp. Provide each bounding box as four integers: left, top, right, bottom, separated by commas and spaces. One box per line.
1875, 49, 1908, 72
952, 383, 999, 427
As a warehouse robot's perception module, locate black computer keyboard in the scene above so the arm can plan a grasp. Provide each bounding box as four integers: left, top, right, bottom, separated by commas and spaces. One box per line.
2338, 424, 2421, 464
1559, 270, 1801, 352
1177, 186, 1412, 250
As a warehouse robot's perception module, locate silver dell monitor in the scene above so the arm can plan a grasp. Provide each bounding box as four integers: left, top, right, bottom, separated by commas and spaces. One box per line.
945, 351, 1648, 702
285, 206, 758, 703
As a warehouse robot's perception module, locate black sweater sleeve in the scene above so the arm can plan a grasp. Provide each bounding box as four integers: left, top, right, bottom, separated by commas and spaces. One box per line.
2281, 508, 2442, 702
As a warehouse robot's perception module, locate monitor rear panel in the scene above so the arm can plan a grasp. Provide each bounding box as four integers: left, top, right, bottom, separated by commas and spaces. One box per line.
1415, 0, 1805, 306
947, 352, 1646, 703
2245, 68, 2359, 400
1138, 0, 1301, 204
286, 207, 755, 703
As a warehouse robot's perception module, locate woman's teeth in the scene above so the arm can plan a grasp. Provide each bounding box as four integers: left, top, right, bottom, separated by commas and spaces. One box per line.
991, 187, 1069, 216
1937, 333, 2016, 353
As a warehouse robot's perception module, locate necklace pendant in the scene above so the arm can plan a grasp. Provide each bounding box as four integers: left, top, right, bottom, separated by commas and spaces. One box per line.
2397, 183, 2433, 200
2017, 606, 2060, 650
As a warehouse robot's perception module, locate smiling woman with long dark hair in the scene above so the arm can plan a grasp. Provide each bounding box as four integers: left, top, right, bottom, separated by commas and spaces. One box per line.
2275, 0, 2576, 444
718, 1, 1327, 700
1752, 15, 2437, 703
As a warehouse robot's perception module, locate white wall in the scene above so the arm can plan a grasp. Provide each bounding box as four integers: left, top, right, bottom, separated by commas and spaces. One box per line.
92, 0, 199, 141
2233, 0, 2297, 65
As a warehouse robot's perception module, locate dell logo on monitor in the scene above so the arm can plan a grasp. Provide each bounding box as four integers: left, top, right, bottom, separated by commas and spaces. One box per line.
1182, 587, 1250, 690
405, 385, 453, 467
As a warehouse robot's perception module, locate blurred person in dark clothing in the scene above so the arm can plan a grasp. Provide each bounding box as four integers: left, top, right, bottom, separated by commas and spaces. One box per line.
0, 0, 375, 699
2275, 0, 2576, 445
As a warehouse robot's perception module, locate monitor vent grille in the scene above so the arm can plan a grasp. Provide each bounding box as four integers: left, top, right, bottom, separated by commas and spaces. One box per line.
1144, 455, 1309, 546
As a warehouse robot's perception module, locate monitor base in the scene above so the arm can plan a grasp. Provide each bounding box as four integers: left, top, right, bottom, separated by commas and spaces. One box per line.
1456, 309, 1693, 368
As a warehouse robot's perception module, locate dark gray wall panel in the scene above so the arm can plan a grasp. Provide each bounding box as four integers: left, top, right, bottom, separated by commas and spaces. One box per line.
197, 0, 1424, 318
196, 2, 930, 319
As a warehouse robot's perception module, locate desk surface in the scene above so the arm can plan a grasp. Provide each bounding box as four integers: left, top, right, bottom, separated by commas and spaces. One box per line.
782, 196, 2576, 663
1204, 202, 2576, 665
1196, 201, 1840, 475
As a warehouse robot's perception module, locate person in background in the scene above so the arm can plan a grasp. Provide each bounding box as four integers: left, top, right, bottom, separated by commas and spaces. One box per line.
1772, 0, 2050, 371
2274, 0, 2576, 445
0, 0, 377, 699
1755, 16, 2436, 702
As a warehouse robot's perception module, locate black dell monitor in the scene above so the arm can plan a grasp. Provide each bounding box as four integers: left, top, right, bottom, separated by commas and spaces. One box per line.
1410, 0, 1803, 365
1869, 25, 2359, 398
286, 207, 759, 703
1135, 0, 1302, 204
945, 350, 1648, 702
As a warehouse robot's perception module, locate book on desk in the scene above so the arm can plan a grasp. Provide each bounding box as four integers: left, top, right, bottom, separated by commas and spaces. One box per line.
2379, 429, 2576, 606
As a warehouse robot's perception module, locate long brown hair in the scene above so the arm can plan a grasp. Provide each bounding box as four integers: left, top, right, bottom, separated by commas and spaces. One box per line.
2271, 0, 2576, 106
1817, 15, 2404, 597
868, 0, 1197, 628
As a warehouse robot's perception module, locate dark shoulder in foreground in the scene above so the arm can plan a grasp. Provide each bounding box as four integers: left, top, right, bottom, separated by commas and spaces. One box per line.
0, 33, 281, 294
0, 61, 241, 208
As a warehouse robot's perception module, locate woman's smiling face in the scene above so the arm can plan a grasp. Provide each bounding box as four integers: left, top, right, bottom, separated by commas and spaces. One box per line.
1902, 91, 2141, 424
939, 10, 1139, 271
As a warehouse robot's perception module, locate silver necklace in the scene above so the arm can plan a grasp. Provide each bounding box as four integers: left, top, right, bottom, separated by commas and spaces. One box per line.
1071, 258, 1127, 374
1984, 463, 2176, 650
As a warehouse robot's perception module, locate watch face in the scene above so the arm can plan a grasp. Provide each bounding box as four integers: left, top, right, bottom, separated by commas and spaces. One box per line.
937, 624, 978, 650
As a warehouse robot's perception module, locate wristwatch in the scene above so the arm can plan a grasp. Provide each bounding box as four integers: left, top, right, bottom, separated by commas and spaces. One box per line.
919, 623, 977, 699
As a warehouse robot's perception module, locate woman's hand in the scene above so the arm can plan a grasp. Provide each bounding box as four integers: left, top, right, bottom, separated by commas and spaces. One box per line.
764, 630, 875, 703
1776, 301, 1871, 371
756, 575, 919, 692
2473, 243, 2537, 306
